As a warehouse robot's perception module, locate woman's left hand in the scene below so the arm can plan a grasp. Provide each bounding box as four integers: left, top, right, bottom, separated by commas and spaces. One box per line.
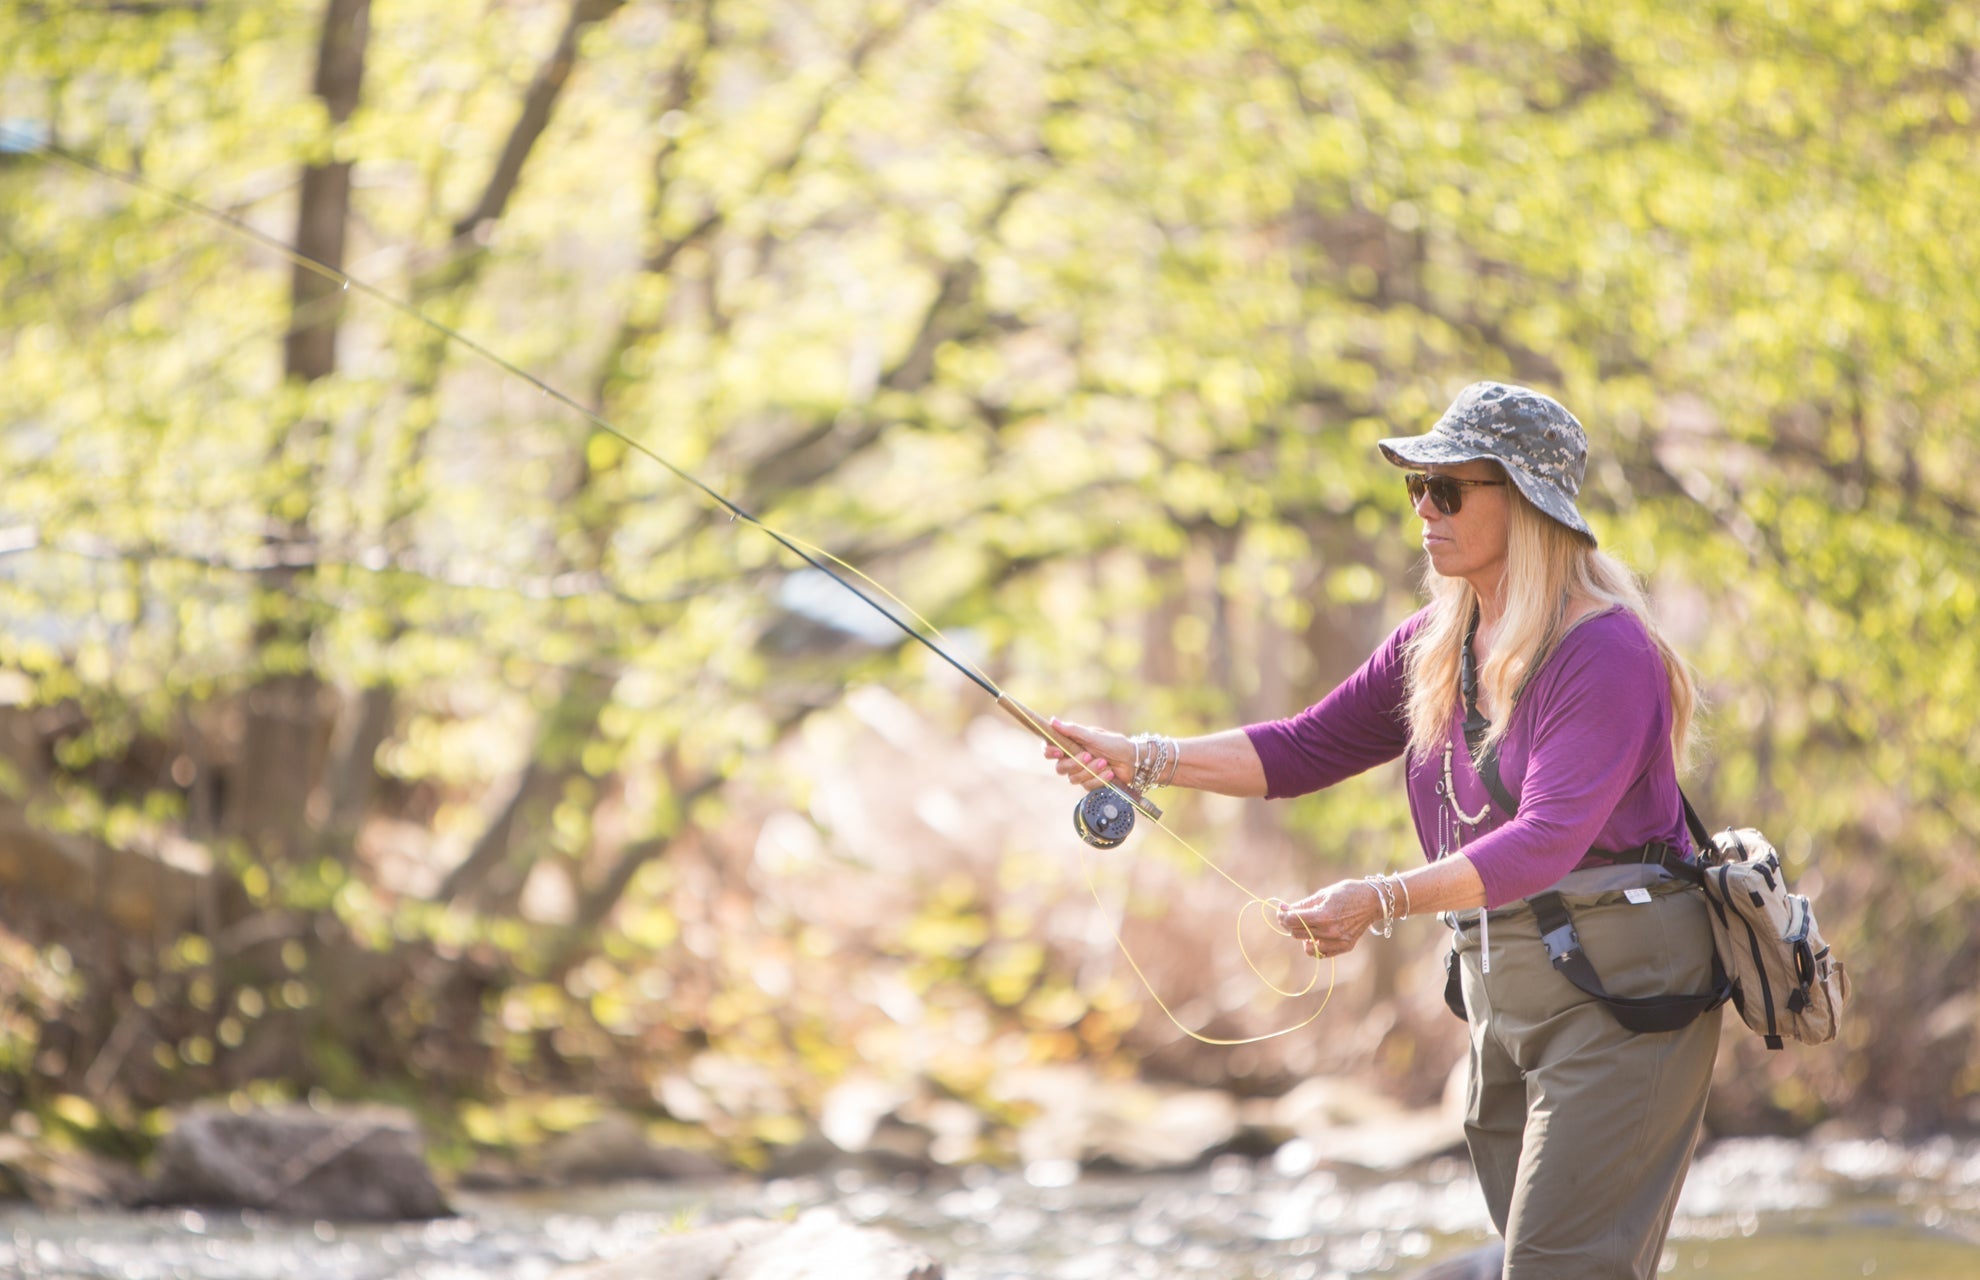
1276, 880, 1383, 958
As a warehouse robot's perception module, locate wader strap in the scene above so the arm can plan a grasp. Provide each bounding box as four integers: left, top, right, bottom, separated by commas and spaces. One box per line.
1530, 891, 1731, 1034
1442, 944, 1467, 1019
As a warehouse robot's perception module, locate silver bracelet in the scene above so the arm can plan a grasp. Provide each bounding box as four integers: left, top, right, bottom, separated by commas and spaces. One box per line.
1363, 874, 1397, 939
1128, 733, 1154, 792
1129, 732, 1180, 793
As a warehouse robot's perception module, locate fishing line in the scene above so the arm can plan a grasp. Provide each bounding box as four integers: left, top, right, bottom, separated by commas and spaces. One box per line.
8, 130, 1340, 1044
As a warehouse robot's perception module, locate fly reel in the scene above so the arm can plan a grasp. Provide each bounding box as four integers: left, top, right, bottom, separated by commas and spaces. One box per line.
1073, 786, 1162, 849
991, 693, 1165, 850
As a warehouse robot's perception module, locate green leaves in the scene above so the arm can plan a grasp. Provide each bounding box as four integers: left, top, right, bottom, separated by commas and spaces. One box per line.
3, 0, 1977, 1131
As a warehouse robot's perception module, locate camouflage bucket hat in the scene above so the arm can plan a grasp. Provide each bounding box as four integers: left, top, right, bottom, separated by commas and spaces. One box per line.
1378, 381, 1595, 546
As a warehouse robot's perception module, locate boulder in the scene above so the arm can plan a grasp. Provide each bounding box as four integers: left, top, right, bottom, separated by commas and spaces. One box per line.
557, 1208, 942, 1280
536, 1113, 727, 1185
136, 1102, 449, 1220
818, 1076, 913, 1155
995, 1066, 1241, 1173
814, 1077, 930, 1169
1088, 1089, 1239, 1171
1269, 1074, 1465, 1172
898, 1097, 982, 1167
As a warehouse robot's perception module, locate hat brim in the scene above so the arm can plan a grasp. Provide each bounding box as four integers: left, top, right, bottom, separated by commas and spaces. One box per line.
1378, 434, 1597, 546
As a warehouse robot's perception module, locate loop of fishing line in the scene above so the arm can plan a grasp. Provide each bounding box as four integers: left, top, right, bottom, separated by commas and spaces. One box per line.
13, 131, 1341, 1045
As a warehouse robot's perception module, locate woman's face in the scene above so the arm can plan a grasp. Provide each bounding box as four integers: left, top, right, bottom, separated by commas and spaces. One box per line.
1413, 460, 1511, 587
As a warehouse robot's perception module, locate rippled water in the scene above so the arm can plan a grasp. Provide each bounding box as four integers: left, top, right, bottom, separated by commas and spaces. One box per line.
4, 1137, 1979, 1279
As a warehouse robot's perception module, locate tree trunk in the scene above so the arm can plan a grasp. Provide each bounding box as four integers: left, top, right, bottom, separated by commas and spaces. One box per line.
233, 0, 373, 867
282, 0, 371, 383
322, 0, 631, 863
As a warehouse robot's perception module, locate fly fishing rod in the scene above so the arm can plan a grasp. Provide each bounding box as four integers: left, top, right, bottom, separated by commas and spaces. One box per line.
15, 131, 1348, 1047
8, 130, 1164, 848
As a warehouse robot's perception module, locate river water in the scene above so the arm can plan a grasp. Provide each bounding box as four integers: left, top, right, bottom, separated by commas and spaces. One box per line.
4, 1136, 1979, 1279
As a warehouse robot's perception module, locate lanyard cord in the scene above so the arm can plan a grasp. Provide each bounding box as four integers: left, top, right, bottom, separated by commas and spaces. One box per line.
9, 130, 1336, 1044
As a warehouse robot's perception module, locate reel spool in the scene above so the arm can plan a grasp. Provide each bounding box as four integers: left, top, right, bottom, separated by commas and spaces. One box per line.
1073, 786, 1157, 849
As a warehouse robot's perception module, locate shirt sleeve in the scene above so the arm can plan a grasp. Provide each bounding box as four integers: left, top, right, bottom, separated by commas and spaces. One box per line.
1461, 619, 1670, 907
1241, 610, 1422, 800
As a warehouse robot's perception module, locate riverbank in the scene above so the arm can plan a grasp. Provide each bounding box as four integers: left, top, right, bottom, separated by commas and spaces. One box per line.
5, 1135, 1979, 1279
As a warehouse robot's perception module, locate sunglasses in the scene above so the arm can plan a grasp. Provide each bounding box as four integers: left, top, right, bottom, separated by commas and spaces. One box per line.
1405, 471, 1508, 516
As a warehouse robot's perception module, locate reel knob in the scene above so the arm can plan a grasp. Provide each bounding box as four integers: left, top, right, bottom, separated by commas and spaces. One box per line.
1073, 788, 1137, 848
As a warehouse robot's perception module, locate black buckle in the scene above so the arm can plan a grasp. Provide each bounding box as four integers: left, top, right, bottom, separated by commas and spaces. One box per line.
1541, 922, 1580, 963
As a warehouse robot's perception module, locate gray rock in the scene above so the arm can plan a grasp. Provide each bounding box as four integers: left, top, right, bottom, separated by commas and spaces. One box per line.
1088, 1089, 1239, 1171
760, 1133, 840, 1179
996, 1067, 1241, 1173
137, 1102, 449, 1221
536, 1113, 727, 1184
818, 1077, 913, 1155
818, 1077, 933, 1170
1270, 1074, 1465, 1172
557, 1208, 942, 1280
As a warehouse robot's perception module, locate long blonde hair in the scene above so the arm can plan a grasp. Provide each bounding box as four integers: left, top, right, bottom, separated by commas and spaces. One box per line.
1401, 475, 1697, 768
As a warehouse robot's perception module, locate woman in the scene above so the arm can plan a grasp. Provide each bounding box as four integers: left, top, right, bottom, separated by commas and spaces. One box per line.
1046, 382, 1721, 1279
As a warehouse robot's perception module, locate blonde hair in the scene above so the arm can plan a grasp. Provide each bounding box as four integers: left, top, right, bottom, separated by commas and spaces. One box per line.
1401, 474, 1697, 769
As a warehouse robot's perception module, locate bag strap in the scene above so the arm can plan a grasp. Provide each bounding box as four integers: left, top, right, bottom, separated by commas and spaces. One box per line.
1530, 891, 1731, 1033
1679, 792, 1714, 864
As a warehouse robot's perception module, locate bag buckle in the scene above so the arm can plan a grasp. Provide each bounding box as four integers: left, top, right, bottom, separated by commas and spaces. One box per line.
1541, 921, 1580, 964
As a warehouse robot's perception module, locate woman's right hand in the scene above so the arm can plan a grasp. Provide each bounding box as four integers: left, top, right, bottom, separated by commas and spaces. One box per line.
1043, 717, 1135, 793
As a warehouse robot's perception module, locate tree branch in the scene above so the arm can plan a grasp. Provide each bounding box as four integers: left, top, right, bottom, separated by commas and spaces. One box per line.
448, 0, 630, 245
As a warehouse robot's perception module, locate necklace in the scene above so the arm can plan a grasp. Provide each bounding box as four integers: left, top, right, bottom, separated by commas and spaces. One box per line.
1435, 739, 1492, 857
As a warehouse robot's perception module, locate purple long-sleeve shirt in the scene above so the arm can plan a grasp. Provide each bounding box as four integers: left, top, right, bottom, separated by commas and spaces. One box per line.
1243, 607, 1690, 908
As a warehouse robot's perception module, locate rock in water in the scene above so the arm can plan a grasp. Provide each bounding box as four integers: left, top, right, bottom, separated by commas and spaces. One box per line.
558, 1208, 943, 1280
536, 1113, 727, 1184
137, 1102, 449, 1221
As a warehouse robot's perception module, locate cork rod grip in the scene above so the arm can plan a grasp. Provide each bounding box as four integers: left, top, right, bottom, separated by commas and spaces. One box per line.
998, 693, 1165, 823
995, 693, 1084, 759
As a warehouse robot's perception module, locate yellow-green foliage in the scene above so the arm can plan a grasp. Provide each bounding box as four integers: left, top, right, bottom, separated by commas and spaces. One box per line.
0, 0, 1974, 1133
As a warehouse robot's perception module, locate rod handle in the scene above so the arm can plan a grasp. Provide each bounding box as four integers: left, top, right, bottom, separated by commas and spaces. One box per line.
995, 693, 1085, 758
996, 694, 1164, 820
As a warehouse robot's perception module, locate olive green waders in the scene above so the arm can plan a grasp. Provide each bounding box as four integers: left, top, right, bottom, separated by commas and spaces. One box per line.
1451, 881, 1722, 1280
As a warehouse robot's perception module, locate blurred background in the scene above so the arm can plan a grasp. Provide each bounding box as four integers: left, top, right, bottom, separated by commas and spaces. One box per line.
0, 0, 1977, 1259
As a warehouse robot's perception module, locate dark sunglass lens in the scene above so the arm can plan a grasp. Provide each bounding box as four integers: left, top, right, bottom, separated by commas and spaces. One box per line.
1406, 473, 1460, 515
